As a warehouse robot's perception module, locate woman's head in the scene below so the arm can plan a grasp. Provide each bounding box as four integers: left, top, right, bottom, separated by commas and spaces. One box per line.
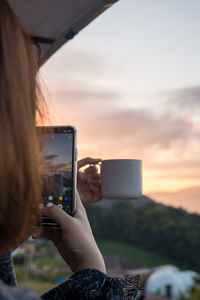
0, 0, 47, 252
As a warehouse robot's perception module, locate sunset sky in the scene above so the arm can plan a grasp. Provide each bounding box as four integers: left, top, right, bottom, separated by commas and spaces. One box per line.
40, 0, 200, 195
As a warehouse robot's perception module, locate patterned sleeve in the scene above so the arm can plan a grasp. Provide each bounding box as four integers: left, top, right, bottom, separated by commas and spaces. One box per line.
41, 268, 143, 300
0, 252, 17, 286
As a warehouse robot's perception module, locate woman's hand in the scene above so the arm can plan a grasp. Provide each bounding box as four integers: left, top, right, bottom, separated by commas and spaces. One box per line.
77, 157, 102, 205
32, 191, 106, 274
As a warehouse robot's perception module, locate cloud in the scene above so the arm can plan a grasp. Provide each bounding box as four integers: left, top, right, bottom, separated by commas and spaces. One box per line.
53, 88, 121, 106
160, 86, 200, 113
45, 80, 200, 165
78, 108, 197, 149
41, 59, 200, 182
41, 47, 200, 192
40, 48, 114, 87
169, 86, 200, 108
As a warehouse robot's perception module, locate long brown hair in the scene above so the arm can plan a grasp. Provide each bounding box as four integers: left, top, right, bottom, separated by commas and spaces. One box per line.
0, 0, 48, 252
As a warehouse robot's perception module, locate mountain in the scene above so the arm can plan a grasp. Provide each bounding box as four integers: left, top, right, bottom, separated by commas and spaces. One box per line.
94, 187, 200, 215
148, 186, 200, 214
94, 195, 165, 208
92, 187, 200, 215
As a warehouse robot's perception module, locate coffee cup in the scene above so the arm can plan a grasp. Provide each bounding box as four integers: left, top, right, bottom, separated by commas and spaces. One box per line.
101, 159, 142, 199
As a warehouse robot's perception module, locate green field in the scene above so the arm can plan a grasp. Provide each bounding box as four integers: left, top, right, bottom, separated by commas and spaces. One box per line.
18, 280, 54, 296
97, 239, 176, 267
16, 239, 176, 295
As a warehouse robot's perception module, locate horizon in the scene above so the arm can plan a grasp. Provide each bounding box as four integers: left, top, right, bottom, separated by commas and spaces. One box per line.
147, 185, 200, 195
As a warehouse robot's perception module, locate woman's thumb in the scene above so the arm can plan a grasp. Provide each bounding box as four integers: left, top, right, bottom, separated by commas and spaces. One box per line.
43, 204, 72, 227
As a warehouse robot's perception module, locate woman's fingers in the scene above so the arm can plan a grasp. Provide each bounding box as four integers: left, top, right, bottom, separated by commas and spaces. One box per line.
86, 173, 101, 180
44, 192, 85, 222
74, 191, 86, 214
43, 205, 73, 228
32, 225, 62, 248
89, 184, 101, 195
80, 173, 101, 181
84, 165, 99, 174
77, 157, 102, 169
87, 178, 101, 186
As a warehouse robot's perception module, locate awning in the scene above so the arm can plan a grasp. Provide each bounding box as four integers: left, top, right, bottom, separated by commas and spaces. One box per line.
8, 0, 119, 66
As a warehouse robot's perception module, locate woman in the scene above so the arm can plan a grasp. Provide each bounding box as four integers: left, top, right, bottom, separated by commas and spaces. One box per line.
0, 0, 142, 298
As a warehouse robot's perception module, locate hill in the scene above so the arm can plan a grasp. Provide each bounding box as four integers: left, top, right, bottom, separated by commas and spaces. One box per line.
86, 196, 200, 271
149, 186, 200, 214
95, 195, 163, 208
97, 187, 200, 214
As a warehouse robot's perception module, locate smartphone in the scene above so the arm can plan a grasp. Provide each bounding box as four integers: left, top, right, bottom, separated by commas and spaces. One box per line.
37, 126, 77, 227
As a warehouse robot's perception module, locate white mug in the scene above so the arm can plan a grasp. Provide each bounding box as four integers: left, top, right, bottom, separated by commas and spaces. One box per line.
101, 159, 142, 199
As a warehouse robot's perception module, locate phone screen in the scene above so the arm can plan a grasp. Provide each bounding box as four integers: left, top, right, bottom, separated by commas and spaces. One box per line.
38, 127, 77, 226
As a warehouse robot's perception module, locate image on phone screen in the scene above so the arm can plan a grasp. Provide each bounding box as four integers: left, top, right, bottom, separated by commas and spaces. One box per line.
38, 126, 77, 226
